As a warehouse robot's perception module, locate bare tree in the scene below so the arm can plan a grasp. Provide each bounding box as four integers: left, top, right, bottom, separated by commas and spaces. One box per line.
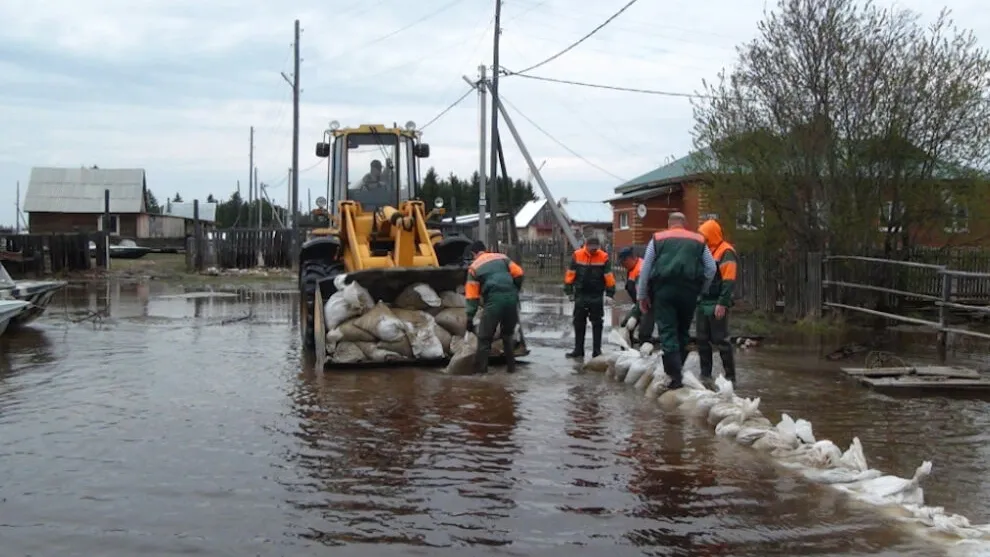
691, 0, 990, 256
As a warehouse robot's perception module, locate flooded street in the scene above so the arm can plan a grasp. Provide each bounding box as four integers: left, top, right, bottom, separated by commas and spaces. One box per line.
1, 282, 982, 556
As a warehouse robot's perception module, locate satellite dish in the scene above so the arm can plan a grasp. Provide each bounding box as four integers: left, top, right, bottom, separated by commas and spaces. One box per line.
636, 204, 647, 219
315, 196, 328, 209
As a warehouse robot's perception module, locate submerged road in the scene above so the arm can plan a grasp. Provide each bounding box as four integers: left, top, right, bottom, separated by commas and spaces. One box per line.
0, 281, 984, 556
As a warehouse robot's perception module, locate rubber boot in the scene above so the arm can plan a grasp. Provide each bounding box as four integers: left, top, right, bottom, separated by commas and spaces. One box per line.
662, 352, 683, 389
591, 321, 603, 357
720, 346, 736, 384
503, 334, 516, 373
566, 320, 586, 358
698, 345, 714, 380
474, 338, 492, 374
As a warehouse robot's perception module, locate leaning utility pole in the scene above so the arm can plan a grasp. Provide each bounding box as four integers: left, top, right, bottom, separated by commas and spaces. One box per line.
15, 181, 20, 234
281, 19, 301, 266
487, 0, 503, 245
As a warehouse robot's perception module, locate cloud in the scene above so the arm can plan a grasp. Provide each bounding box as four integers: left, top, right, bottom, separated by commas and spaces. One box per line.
0, 0, 986, 228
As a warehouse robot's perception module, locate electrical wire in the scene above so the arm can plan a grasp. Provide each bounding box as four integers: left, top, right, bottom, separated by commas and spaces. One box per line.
504, 72, 727, 100
420, 87, 475, 130
508, 0, 640, 76
497, 93, 627, 182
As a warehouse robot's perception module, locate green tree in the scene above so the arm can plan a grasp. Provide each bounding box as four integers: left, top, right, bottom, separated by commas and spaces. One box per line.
691, 0, 990, 255
172, 192, 183, 203
145, 190, 161, 214
206, 194, 217, 203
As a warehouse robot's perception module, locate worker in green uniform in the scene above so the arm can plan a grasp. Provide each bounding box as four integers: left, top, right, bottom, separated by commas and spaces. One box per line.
464, 240, 525, 374
617, 246, 655, 345
697, 218, 738, 385
563, 236, 616, 358
637, 212, 716, 389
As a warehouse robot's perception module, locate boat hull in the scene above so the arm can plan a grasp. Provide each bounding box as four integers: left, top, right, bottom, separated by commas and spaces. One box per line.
0, 301, 30, 337
7, 281, 66, 328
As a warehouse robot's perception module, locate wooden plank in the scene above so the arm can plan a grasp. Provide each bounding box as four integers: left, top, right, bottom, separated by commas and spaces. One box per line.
857, 376, 990, 391
842, 366, 980, 379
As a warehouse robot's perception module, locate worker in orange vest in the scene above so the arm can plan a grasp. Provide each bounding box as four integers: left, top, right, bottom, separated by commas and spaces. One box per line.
618, 246, 655, 344
697, 219, 738, 385
563, 237, 616, 358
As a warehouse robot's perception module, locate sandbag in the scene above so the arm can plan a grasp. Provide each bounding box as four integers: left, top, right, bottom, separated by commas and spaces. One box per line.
379, 337, 414, 358
583, 353, 618, 372
444, 333, 478, 375
356, 341, 406, 362
335, 320, 377, 342
435, 308, 468, 336
390, 308, 445, 359
439, 290, 466, 308
394, 283, 442, 310
330, 341, 365, 363
323, 280, 374, 330
433, 324, 452, 354
352, 302, 406, 342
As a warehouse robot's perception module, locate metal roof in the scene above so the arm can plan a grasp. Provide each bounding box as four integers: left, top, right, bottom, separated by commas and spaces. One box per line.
514, 199, 547, 227
165, 201, 217, 223
23, 167, 147, 214
559, 199, 611, 224
606, 184, 684, 203
441, 212, 511, 225
615, 150, 712, 193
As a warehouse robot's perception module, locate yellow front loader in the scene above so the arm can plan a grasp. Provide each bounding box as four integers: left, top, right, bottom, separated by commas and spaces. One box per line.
298, 121, 529, 368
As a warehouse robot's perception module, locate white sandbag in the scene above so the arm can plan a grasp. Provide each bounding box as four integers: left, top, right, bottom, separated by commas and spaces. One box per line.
645, 368, 670, 398
839, 437, 869, 472
625, 316, 638, 331
899, 505, 990, 539
324, 292, 358, 331
634, 362, 657, 390
439, 290, 466, 308
356, 341, 405, 362
751, 413, 800, 452
583, 352, 618, 372
710, 397, 762, 426
837, 461, 932, 506
625, 354, 658, 385
736, 424, 772, 446
794, 418, 816, 444
801, 467, 884, 485
715, 420, 741, 438
352, 301, 406, 342
608, 327, 632, 350
399, 311, 444, 359
773, 440, 843, 469
444, 333, 478, 375
435, 308, 468, 336
340, 280, 374, 312
395, 282, 442, 310
330, 341, 365, 363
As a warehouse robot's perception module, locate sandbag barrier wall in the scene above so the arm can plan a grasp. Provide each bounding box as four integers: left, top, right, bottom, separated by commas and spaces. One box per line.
0, 233, 93, 277
586, 329, 990, 553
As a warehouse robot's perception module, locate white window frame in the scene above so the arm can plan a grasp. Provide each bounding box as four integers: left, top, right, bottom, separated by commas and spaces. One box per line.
700, 212, 719, 222
879, 201, 904, 233
943, 194, 969, 234
97, 214, 121, 235
736, 199, 763, 230
618, 212, 630, 230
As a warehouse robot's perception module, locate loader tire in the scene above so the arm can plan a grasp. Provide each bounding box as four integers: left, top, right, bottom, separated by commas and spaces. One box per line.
300, 260, 344, 351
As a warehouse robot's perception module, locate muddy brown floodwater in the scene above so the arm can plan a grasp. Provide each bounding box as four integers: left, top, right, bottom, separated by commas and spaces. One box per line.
1, 282, 983, 556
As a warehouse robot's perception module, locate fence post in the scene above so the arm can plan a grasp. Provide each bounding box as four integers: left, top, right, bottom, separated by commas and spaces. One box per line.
193, 199, 203, 271
103, 189, 111, 271
937, 266, 950, 363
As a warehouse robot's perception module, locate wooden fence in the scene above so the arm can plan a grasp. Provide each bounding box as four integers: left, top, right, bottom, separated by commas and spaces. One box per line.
0, 232, 95, 277
187, 229, 293, 271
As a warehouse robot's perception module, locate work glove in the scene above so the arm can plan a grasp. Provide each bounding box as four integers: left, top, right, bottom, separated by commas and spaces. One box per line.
465, 319, 475, 334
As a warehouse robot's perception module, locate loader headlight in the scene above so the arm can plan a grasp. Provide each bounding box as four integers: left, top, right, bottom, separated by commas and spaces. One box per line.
328, 120, 340, 131
315, 196, 328, 209
433, 197, 444, 209
405, 120, 416, 131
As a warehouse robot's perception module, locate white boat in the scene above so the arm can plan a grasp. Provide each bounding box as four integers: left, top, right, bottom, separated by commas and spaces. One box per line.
0, 262, 67, 329
0, 300, 30, 337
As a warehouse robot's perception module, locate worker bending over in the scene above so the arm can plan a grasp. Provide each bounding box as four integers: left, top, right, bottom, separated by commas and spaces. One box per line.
618, 247, 655, 344
563, 236, 615, 358
464, 241, 524, 374
697, 219, 738, 385
637, 212, 716, 389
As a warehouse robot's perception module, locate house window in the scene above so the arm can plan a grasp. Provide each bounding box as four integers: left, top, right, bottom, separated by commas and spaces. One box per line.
97, 215, 121, 235
879, 201, 904, 232
736, 199, 763, 230
619, 212, 630, 230
700, 212, 719, 222
944, 195, 969, 233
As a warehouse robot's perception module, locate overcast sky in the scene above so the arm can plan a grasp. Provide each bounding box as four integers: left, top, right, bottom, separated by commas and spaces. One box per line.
0, 0, 985, 227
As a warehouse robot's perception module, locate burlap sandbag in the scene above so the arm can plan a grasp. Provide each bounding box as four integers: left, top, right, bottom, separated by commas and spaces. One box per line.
352, 301, 406, 342
356, 341, 406, 362
433, 324, 452, 355
394, 283, 442, 310
439, 290, 466, 308
390, 307, 432, 328
330, 341, 365, 363
336, 320, 377, 342
435, 308, 467, 336
444, 333, 478, 375
378, 337, 414, 358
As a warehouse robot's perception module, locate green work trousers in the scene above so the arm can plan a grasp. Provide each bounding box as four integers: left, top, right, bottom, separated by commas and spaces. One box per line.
652, 282, 700, 360
695, 307, 735, 381
474, 295, 519, 374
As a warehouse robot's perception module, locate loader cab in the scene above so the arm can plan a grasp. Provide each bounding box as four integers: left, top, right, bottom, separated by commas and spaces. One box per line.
315, 122, 430, 215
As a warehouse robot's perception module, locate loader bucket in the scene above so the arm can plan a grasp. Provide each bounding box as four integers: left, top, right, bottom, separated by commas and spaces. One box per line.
317, 266, 530, 370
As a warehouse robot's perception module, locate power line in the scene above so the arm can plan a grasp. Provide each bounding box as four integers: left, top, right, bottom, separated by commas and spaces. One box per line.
421, 87, 475, 130
498, 93, 627, 182
505, 72, 723, 99
324, 0, 469, 62
509, 0, 640, 76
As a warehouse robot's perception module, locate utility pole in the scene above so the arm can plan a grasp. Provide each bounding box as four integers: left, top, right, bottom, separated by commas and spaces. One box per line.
487, 0, 503, 246
307, 188, 312, 212
287, 168, 292, 228
466, 66, 487, 244
15, 181, 20, 234
248, 127, 254, 229
280, 19, 301, 266
254, 167, 259, 228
